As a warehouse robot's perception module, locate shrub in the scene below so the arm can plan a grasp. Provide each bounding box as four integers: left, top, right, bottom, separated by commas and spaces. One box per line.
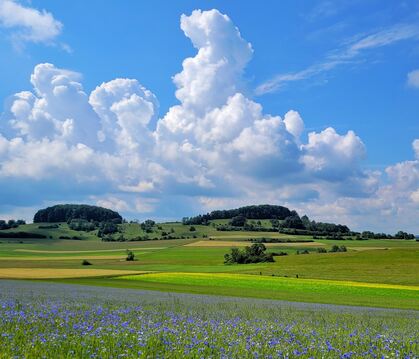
272, 251, 288, 256
329, 245, 347, 253
140, 220, 155, 233
126, 250, 135, 261
189, 226, 196, 232
229, 215, 247, 227
296, 250, 309, 255
224, 243, 274, 264
97, 221, 118, 237
317, 247, 327, 253
69, 219, 96, 232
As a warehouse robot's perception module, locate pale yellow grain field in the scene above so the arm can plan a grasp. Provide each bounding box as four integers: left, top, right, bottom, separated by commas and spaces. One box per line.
185, 240, 325, 247
0, 268, 146, 279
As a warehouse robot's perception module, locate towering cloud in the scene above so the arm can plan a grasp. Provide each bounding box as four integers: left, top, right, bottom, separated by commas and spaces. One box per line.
175, 9, 253, 112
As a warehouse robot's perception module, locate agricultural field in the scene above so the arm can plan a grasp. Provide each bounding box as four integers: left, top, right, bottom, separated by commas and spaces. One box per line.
0, 219, 418, 311
0, 281, 417, 358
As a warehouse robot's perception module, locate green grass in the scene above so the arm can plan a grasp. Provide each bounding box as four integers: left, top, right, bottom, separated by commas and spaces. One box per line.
56, 272, 419, 310
240, 248, 419, 285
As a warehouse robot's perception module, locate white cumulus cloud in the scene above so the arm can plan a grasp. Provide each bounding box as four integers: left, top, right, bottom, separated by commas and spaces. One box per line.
0, 0, 62, 45
301, 127, 366, 179
174, 9, 253, 113
89, 78, 158, 152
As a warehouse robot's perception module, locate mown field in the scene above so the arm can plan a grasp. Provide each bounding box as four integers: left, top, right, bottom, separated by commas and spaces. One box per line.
0, 221, 418, 310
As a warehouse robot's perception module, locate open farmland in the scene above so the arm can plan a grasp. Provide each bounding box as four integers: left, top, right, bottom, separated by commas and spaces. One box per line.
0, 218, 418, 311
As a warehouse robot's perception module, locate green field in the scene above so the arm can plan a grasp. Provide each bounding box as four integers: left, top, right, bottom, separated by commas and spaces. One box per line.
0, 221, 418, 309
111, 272, 419, 310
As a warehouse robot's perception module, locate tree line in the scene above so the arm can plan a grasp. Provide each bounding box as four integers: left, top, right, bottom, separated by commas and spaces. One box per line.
0, 219, 26, 230
188, 204, 415, 239
182, 205, 294, 225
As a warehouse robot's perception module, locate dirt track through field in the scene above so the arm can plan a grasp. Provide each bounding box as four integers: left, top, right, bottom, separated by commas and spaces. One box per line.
0, 268, 146, 279
185, 240, 325, 247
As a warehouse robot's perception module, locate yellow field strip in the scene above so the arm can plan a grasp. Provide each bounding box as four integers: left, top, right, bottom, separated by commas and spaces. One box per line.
123, 272, 419, 292
0, 268, 148, 279
211, 234, 289, 239
14, 248, 166, 254
185, 240, 325, 247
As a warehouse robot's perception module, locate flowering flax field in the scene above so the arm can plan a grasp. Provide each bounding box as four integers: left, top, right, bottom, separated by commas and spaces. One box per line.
0, 281, 417, 358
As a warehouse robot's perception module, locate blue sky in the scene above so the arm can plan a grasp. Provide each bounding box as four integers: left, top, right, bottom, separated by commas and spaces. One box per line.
0, 0, 418, 232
